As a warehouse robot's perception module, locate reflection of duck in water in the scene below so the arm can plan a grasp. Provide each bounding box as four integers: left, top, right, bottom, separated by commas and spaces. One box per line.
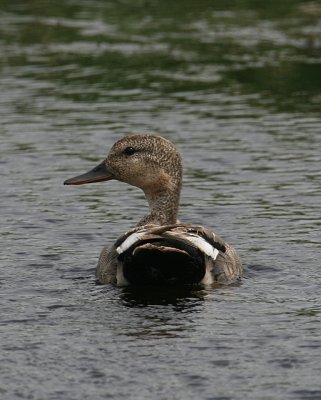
64, 135, 242, 286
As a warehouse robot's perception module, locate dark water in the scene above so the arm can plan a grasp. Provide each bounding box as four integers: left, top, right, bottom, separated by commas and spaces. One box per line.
1, 1, 321, 399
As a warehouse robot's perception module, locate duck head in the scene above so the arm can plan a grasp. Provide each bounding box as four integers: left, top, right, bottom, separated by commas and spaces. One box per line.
64, 135, 183, 225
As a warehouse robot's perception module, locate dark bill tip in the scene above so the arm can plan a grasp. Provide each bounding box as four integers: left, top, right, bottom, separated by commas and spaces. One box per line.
64, 161, 113, 185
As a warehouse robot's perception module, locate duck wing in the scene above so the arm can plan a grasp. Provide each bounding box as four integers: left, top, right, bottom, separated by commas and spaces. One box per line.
112, 224, 241, 286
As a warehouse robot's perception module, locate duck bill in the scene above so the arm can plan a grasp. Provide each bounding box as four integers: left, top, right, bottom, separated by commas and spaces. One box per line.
64, 161, 113, 185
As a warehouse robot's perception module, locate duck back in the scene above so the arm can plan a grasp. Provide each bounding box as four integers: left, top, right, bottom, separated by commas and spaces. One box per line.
120, 237, 205, 285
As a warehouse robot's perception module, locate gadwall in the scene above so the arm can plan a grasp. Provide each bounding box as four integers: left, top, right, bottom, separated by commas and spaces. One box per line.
64, 135, 242, 286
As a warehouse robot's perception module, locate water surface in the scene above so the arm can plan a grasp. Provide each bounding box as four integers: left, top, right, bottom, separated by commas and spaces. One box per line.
1, 1, 321, 399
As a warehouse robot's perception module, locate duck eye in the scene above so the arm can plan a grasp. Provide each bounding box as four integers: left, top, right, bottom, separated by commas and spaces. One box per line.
123, 146, 136, 156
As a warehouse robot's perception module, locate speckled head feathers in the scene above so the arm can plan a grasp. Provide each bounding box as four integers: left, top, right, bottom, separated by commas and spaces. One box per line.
64, 134, 184, 225
105, 135, 183, 194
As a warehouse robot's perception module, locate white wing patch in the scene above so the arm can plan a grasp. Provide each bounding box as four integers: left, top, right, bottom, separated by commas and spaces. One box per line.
117, 227, 220, 262
116, 230, 148, 255
178, 234, 219, 261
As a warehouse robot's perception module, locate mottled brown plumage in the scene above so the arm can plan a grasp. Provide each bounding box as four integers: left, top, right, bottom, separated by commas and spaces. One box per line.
64, 134, 242, 286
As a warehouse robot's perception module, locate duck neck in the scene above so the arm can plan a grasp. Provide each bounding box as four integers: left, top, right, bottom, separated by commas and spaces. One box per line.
138, 187, 181, 226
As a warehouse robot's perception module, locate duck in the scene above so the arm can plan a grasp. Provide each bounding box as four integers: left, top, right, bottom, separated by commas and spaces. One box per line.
64, 134, 242, 286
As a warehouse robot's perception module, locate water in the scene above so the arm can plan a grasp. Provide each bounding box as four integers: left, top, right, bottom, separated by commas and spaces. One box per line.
1, 1, 321, 399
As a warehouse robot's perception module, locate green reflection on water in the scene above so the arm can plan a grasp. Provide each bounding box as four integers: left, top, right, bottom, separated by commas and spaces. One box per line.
0, 0, 320, 112
228, 63, 321, 112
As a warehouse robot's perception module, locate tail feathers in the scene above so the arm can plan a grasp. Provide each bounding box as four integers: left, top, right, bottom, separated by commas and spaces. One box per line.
133, 243, 189, 256
121, 240, 205, 285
